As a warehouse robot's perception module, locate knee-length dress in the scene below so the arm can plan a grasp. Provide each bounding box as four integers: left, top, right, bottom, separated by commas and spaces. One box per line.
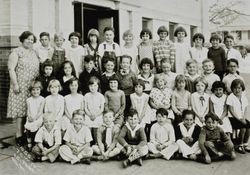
7, 47, 39, 118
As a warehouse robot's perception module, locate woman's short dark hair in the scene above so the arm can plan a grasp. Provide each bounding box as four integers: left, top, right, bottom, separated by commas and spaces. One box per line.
192, 33, 205, 43
68, 32, 81, 41
19, 31, 37, 43
209, 33, 222, 43
211, 81, 226, 92
157, 26, 168, 36
134, 79, 146, 90
139, 58, 154, 70
68, 77, 80, 92
140, 28, 152, 39
174, 26, 187, 37
231, 79, 245, 91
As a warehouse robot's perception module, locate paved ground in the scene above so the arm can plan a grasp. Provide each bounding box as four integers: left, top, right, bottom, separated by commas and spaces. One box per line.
1, 58, 250, 175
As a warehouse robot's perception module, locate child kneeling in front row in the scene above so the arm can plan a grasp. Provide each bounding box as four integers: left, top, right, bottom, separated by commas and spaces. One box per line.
32, 113, 61, 162
59, 110, 93, 164
148, 108, 178, 160
118, 109, 148, 168
199, 113, 236, 164
92, 110, 122, 160
175, 110, 201, 160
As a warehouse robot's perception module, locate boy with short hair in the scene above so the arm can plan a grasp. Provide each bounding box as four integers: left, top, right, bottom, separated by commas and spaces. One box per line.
32, 113, 61, 162
175, 110, 201, 160
79, 55, 100, 95
36, 32, 54, 64
59, 109, 93, 164
202, 59, 220, 94
118, 109, 148, 168
224, 35, 242, 60
147, 108, 178, 160
92, 110, 122, 160
98, 27, 121, 73
198, 113, 236, 164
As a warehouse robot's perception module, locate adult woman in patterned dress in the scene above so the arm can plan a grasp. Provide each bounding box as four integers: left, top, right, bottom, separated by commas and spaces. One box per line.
7, 31, 40, 145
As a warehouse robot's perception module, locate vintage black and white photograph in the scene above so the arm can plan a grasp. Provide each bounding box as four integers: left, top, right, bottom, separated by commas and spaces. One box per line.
0, 0, 250, 174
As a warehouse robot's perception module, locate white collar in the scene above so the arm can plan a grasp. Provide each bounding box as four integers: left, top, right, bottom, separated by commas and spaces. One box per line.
125, 122, 141, 138
179, 122, 195, 138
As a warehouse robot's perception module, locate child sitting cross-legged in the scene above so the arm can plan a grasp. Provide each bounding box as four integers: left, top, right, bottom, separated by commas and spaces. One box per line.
118, 109, 148, 168
175, 110, 201, 160
198, 113, 236, 164
32, 113, 61, 162
59, 109, 93, 164
92, 110, 122, 160
147, 108, 178, 160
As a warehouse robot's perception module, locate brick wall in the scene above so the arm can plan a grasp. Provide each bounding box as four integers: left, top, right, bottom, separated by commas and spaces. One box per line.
0, 47, 11, 120
0, 35, 18, 120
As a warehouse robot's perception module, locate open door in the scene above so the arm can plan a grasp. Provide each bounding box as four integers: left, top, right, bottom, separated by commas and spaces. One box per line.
74, 3, 119, 45
97, 10, 119, 43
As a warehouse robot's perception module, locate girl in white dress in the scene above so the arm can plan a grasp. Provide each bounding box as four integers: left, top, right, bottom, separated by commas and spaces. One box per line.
191, 77, 209, 127
189, 33, 208, 72
130, 80, 154, 128
84, 76, 105, 130
25, 80, 45, 150
174, 26, 191, 74
62, 77, 84, 131
44, 79, 64, 129
121, 30, 139, 74
209, 81, 232, 134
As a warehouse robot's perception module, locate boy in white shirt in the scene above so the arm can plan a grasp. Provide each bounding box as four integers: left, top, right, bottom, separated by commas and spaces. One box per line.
59, 109, 93, 164
98, 27, 121, 73
36, 32, 54, 64
32, 113, 61, 162
148, 108, 178, 160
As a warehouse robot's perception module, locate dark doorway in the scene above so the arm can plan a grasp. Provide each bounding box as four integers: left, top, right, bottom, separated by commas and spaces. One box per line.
74, 3, 119, 45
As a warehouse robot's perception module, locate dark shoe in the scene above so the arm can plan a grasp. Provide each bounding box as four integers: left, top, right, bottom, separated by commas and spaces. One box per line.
230, 151, 236, 160
135, 158, 142, 166
236, 146, 246, 154
122, 159, 129, 168
81, 158, 91, 165
15, 137, 22, 146
33, 156, 42, 162
244, 145, 250, 153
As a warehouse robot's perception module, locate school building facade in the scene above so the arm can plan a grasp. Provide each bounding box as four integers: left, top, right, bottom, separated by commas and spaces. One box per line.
0, 0, 209, 120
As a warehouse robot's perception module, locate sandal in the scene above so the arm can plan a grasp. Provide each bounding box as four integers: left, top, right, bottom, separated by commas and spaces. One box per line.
237, 145, 246, 154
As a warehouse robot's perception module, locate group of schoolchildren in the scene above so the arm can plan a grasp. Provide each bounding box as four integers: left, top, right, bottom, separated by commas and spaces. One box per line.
21, 25, 250, 168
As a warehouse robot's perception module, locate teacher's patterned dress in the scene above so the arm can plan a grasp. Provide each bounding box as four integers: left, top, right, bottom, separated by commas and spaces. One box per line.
7, 47, 39, 119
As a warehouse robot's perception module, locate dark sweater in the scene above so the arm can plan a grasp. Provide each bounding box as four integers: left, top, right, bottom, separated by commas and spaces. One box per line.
36, 74, 55, 97
118, 125, 147, 147
207, 47, 227, 72
116, 70, 137, 96
175, 124, 201, 145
